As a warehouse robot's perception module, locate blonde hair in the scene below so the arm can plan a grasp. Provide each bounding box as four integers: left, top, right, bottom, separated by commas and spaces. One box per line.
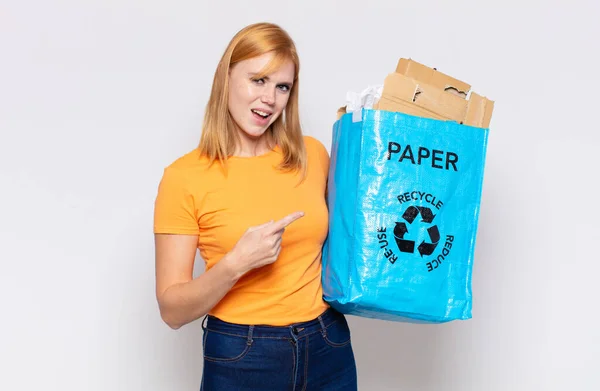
198, 22, 306, 176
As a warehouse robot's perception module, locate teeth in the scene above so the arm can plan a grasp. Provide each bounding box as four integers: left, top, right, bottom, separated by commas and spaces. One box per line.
252, 109, 269, 118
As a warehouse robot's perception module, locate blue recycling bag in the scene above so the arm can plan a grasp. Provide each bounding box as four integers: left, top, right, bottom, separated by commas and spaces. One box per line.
322, 109, 489, 323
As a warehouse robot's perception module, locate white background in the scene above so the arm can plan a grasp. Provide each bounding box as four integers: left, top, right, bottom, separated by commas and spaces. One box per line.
1, 0, 599, 390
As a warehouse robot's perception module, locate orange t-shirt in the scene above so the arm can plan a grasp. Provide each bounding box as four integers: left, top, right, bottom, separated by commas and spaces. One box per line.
153, 136, 330, 326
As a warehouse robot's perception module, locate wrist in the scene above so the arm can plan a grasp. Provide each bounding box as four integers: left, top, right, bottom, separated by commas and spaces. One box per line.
221, 249, 247, 281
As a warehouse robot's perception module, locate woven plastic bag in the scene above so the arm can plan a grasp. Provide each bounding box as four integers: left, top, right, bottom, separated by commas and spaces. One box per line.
322, 108, 489, 323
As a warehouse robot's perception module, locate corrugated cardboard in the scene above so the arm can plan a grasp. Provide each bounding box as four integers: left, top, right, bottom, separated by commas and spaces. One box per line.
464, 92, 494, 128
376, 96, 447, 120
374, 72, 468, 122
341, 57, 494, 129
396, 58, 471, 98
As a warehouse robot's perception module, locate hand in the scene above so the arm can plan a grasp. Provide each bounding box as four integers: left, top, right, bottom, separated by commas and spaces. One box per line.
227, 211, 305, 277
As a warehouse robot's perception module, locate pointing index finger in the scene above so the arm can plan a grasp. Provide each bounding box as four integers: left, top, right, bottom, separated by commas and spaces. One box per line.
270, 211, 305, 233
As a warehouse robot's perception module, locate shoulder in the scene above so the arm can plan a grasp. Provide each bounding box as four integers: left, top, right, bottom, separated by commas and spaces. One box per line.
303, 136, 329, 157
164, 148, 205, 171
162, 148, 214, 177
303, 136, 330, 176
158, 148, 209, 191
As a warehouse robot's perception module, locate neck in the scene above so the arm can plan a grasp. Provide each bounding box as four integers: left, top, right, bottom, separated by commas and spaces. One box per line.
233, 132, 273, 157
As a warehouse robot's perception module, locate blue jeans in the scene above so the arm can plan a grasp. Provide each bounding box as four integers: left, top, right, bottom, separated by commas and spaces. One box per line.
200, 308, 358, 391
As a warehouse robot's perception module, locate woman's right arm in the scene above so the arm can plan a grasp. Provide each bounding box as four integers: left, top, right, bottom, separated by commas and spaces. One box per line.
155, 233, 243, 330
154, 212, 304, 329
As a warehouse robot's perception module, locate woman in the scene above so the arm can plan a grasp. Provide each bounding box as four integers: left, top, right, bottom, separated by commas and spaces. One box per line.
153, 22, 357, 390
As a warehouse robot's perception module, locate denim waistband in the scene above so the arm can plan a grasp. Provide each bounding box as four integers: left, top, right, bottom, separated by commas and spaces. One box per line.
202, 308, 343, 340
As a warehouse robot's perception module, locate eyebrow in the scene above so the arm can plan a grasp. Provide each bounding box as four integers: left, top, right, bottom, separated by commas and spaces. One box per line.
248, 73, 293, 85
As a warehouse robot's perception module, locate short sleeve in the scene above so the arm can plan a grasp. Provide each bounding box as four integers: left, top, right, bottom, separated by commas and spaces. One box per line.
153, 166, 200, 235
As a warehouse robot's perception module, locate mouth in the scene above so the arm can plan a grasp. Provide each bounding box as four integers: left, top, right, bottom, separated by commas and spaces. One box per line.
251, 109, 272, 120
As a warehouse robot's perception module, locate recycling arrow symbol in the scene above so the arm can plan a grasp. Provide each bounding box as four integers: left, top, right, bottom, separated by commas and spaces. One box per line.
402, 206, 436, 224
393, 222, 415, 253
418, 225, 440, 256
393, 206, 440, 257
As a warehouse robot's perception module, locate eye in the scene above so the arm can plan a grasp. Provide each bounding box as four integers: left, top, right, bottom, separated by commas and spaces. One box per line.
277, 84, 291, 92
252, 78, 265, 85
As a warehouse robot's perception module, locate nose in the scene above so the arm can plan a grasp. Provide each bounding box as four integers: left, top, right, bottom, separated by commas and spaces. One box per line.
260, 87, 276, 105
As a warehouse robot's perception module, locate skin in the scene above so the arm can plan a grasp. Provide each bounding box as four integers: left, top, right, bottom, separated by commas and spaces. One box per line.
154, 52, 304, 329
228, 52, 295, 156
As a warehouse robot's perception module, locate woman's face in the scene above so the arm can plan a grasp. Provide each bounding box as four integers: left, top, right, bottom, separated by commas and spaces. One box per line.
228, 52, 295, 141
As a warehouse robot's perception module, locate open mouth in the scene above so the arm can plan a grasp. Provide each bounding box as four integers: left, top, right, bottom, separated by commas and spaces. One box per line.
251, 109, 272, 120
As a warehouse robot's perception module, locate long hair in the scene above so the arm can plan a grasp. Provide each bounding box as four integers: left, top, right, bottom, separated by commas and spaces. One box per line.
198, 23, 306, 176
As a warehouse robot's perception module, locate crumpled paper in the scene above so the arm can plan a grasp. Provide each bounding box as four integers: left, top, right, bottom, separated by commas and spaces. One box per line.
345, 85, 384, 112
